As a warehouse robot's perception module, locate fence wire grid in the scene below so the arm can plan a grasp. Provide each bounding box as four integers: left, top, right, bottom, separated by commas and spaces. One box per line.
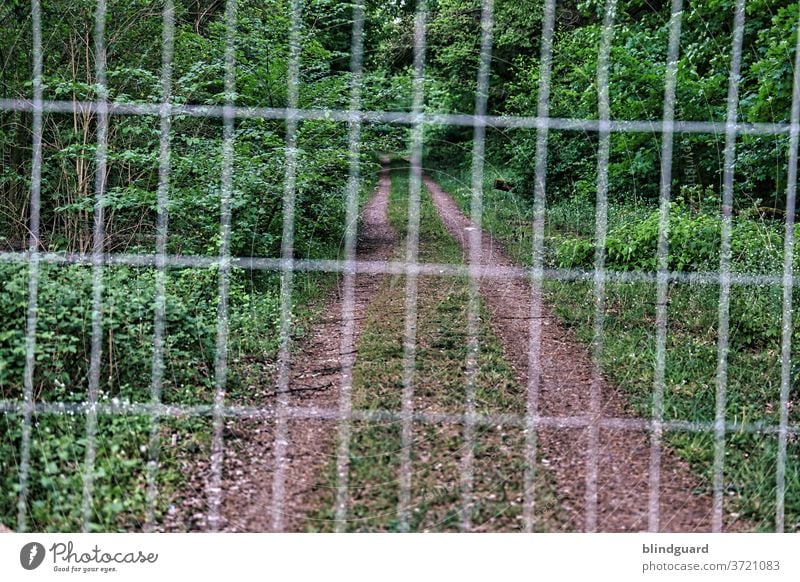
2, 0, 800, 534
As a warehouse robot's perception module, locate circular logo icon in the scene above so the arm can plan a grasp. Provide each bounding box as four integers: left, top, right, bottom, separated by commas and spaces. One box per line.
20, 542, 46, 570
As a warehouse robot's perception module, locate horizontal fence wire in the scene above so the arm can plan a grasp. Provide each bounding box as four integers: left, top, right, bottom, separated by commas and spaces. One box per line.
0, 251, 798, 287
0, 98, 797, 136
1, 399, 798, 436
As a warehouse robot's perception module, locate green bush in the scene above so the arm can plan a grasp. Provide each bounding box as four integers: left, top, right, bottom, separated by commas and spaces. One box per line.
556, 200, 786, 274
0, 264, 218, 404
1, 413, 154, 532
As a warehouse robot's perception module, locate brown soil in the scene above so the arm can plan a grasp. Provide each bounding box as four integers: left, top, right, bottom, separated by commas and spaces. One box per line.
423, 174, 748, 532
163, 164, 396, 532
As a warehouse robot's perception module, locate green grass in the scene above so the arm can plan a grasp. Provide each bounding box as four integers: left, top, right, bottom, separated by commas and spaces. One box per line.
427, 160, 800, 532
307, 160, 567, 532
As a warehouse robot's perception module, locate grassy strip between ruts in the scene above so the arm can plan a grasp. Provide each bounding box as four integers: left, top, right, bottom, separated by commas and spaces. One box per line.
427, 161, 800, 532
307, 160, 568, 532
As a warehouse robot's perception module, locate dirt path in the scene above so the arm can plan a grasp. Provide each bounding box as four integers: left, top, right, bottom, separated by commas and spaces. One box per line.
163, 163, 744, 532
321, 164, 570, 532
423, 175, 745, 532
164, 165, 396, 532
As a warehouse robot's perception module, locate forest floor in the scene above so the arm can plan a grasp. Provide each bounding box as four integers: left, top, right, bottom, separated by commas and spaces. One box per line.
165, 159, 750, 532
305, 161, 567, 531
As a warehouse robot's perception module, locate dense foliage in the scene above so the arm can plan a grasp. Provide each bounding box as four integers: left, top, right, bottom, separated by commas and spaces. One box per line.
410, 0, 799, 210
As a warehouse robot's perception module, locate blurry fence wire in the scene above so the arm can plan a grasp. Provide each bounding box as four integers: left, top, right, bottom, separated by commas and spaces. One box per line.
3, 0, 800, 533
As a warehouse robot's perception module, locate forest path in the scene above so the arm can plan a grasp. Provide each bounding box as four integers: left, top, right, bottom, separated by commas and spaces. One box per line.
164, 162, 397, 532
423, 174, 747, 532
165, 162, 746, 533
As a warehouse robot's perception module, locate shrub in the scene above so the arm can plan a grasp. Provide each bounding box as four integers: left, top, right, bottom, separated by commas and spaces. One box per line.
556, 200, 786, 275
0, 264, 218, 404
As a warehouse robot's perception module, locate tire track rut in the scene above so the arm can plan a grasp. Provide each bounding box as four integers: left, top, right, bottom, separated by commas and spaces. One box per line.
424, 173, 747, 532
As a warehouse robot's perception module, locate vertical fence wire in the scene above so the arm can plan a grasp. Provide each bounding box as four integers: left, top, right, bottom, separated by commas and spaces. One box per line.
397, 0, 428, 533
776, 2, 800, 535
16, 0, 44, 534
144, 0, 175, 533
207, 0, 238, 532
460, 0, 495, 533
712, 0, 747, 534
333, 0, 366, 533
585, 0, 618, 533
270, 0, 303, 532
648, 0, 684, 533
523, 0, 557, 533
81, 0, 110, 533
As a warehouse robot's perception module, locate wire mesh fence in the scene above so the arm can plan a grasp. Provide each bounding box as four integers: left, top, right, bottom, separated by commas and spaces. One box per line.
1, 0, 799, 533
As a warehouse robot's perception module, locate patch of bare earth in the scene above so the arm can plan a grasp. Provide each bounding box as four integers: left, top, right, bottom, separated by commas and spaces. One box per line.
424, 175, 749, 532
162, 166, 396, 532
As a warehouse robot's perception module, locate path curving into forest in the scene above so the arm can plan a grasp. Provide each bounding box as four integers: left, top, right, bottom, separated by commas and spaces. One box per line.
423, 173, 747, 532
